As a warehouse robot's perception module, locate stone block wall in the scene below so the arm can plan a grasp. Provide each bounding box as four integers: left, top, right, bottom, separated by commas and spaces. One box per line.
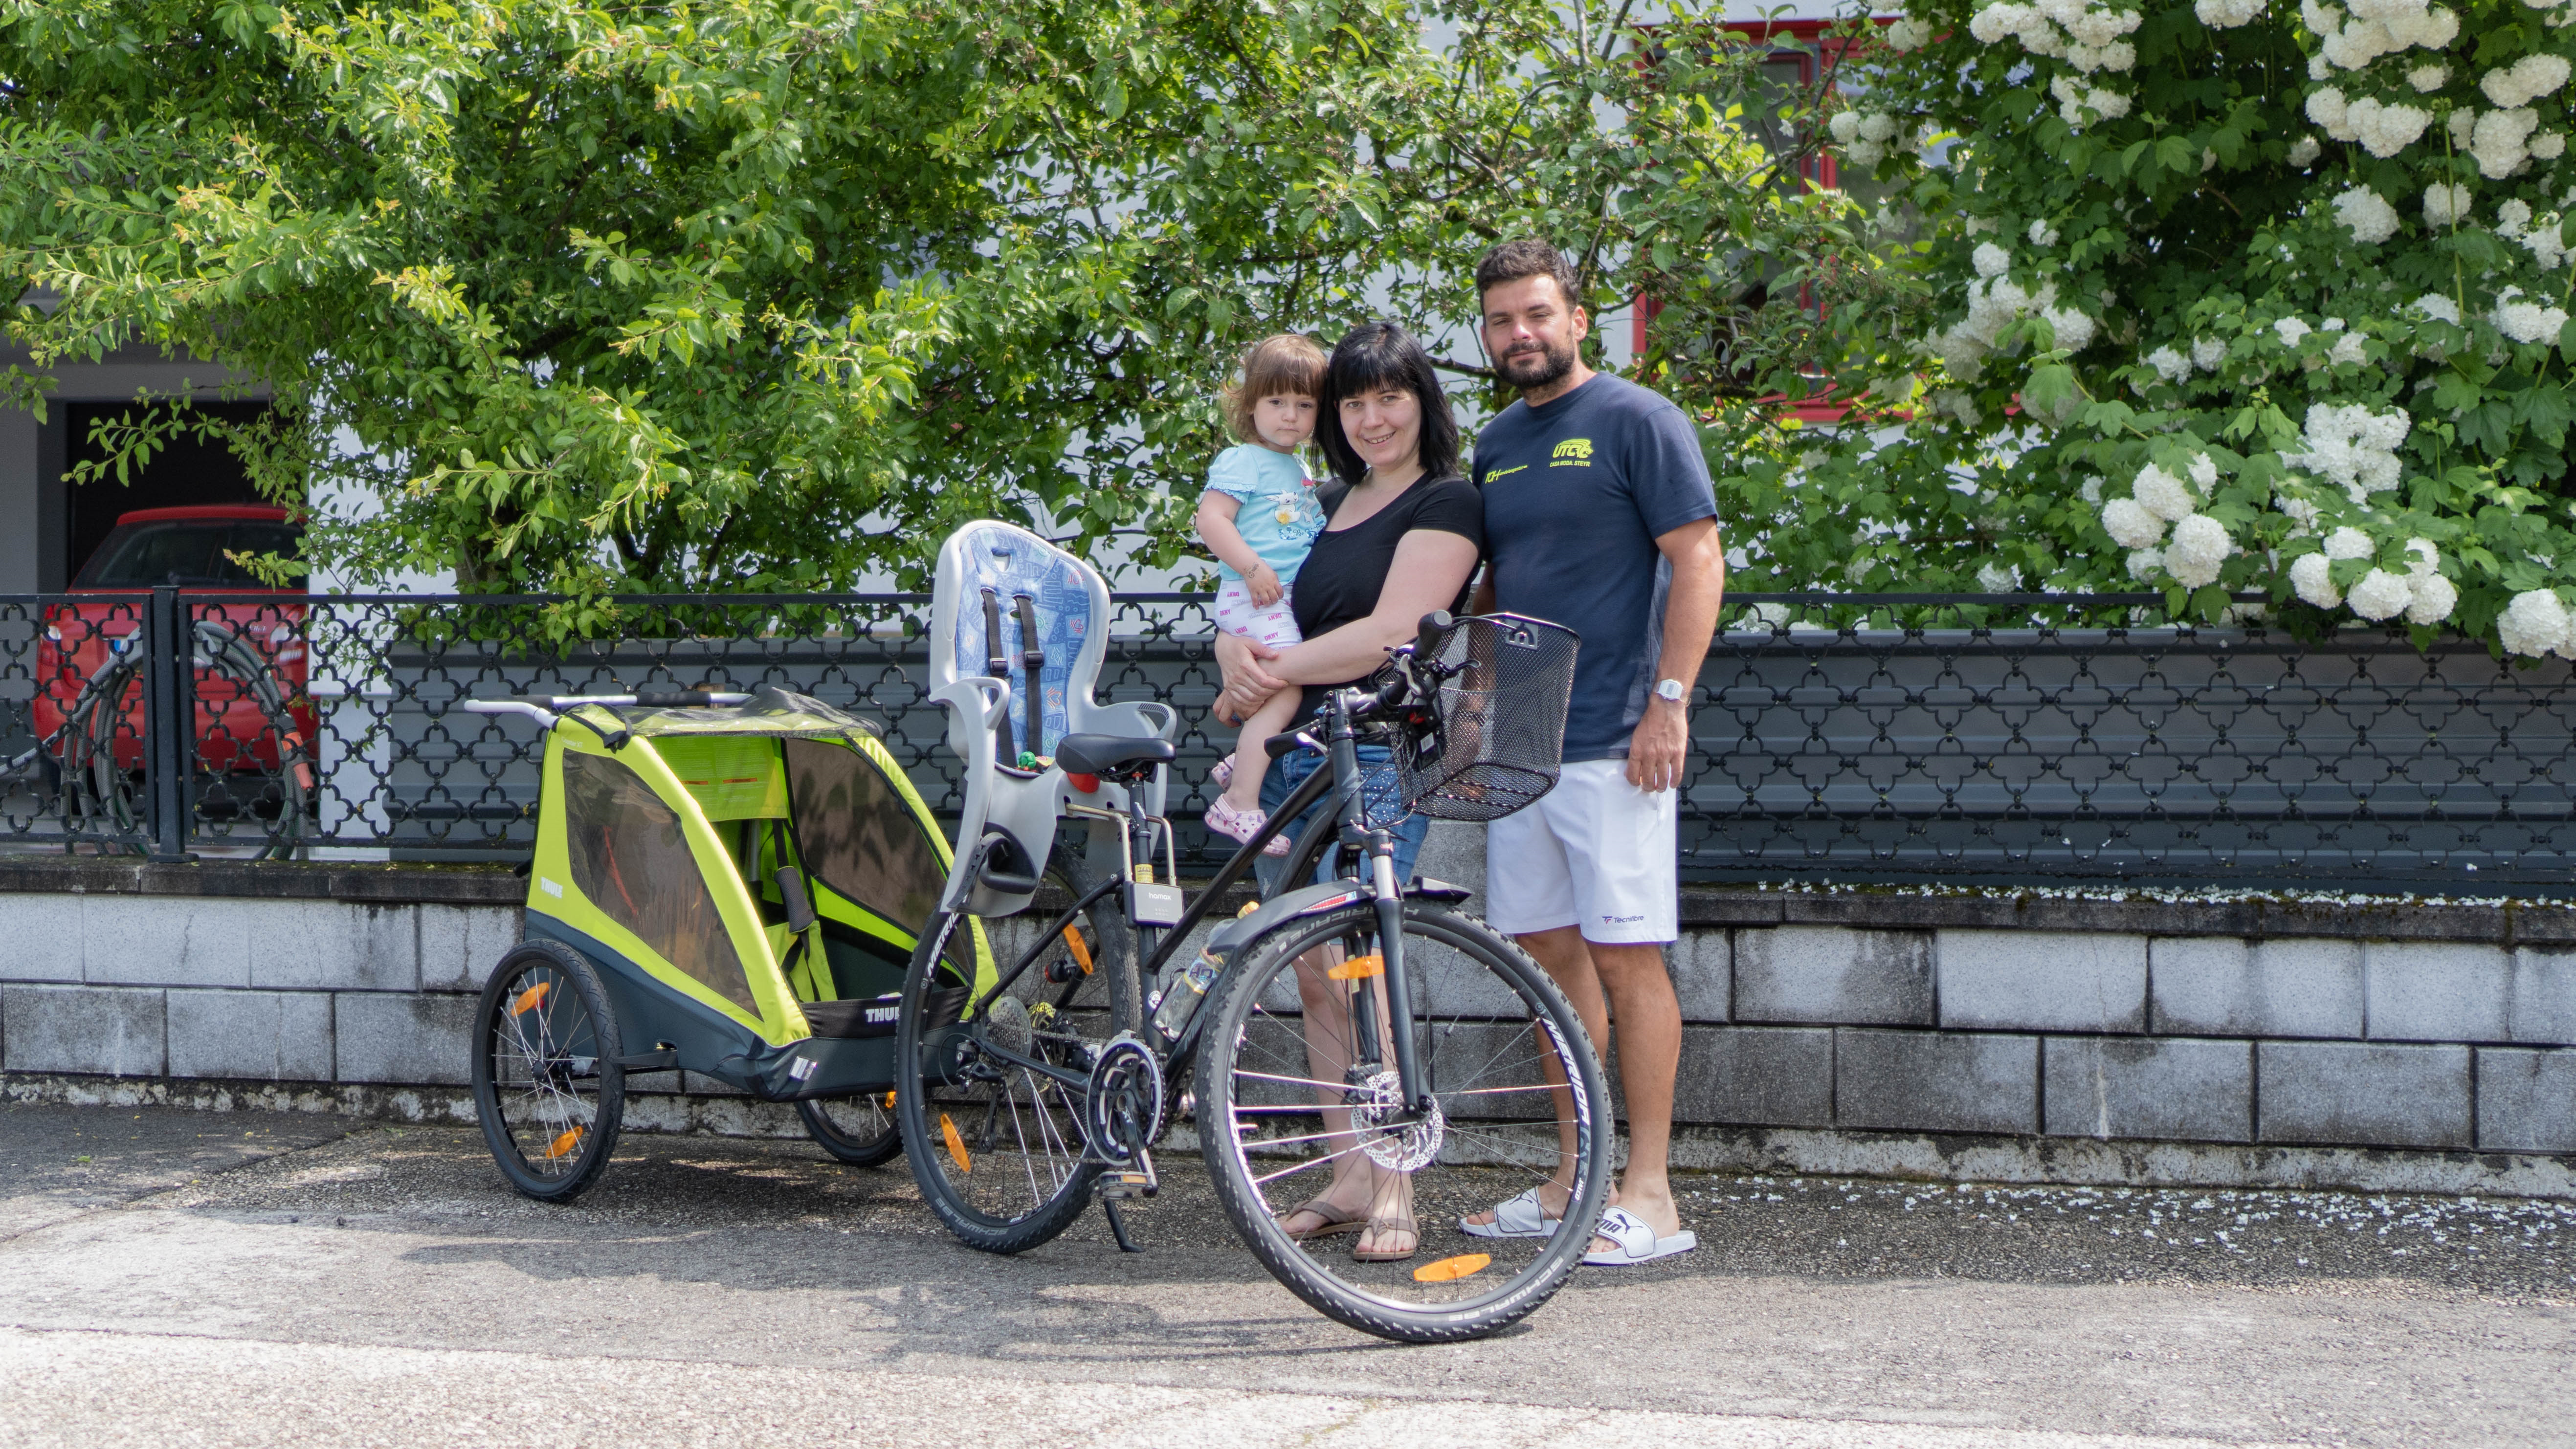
3, 854, 2574, 1194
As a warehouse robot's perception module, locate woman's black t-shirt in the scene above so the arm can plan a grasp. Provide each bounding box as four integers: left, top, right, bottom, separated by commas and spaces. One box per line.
1286, 473, 1485, 721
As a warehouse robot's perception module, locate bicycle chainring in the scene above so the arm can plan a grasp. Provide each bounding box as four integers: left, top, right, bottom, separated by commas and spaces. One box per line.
1351, 1069, 1445, 1173
1083, 1032, 1166, 1166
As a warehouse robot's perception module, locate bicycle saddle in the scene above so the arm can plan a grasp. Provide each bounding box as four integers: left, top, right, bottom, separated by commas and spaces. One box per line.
1052, 733, 1176, 777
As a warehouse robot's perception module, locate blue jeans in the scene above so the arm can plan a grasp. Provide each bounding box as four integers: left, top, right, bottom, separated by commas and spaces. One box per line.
1253, 744, 1429, 894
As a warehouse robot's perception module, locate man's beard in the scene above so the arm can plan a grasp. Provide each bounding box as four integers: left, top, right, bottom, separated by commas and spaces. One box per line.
1497, 336, 1576, 390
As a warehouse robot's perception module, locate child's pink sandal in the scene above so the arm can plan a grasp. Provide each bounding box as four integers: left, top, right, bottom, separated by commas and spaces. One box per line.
1210, 756, 1234, 790
1204, 796, 1291, 856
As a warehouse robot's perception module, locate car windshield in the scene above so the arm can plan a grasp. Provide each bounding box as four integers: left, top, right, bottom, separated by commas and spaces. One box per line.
74, 522, 301, 589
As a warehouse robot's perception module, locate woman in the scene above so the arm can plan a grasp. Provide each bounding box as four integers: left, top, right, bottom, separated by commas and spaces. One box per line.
1211, 321, 1484, 1263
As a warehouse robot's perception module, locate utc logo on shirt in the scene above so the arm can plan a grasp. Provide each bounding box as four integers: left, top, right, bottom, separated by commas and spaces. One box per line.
1549, 438, 1594, 466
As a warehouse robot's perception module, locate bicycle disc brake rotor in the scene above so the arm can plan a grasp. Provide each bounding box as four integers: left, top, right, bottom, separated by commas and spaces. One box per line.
1350, 1069, 1445, 1172
1083, 1033, 1165, 1165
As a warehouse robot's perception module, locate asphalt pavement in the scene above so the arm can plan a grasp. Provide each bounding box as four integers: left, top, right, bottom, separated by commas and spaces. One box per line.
1, 1101, 2571, 1448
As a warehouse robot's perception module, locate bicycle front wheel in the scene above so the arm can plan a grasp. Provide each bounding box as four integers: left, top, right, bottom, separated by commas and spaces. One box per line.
1194, 898, 1611, 1342
895, 857, 1141, 1254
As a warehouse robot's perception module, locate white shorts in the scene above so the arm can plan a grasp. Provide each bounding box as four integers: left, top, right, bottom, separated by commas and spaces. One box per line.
1214, 578, 1303, 650
1484, 759, 1678, 944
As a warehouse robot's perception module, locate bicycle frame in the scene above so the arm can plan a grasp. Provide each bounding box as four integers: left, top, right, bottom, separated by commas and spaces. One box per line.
946, 682, 1439, 1128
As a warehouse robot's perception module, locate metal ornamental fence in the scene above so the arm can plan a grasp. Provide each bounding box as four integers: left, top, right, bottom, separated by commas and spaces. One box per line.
1, 588, 2571, 890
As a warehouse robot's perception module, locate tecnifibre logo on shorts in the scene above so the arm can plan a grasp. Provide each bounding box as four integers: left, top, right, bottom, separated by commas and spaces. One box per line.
1601, 913, 1645, 925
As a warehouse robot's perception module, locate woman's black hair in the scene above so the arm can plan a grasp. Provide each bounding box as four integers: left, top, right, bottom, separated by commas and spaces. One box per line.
1315, 321, 1461, 486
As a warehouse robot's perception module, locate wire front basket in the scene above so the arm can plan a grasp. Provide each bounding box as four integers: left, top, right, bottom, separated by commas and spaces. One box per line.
1394, 613, 1579, 823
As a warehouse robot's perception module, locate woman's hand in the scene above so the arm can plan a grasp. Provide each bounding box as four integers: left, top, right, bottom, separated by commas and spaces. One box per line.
1214, 631, 1291, 725
1245, 560, 1284, 608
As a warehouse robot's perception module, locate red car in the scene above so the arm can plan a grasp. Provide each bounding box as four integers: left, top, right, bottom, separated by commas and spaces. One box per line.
36, 504, 314, 784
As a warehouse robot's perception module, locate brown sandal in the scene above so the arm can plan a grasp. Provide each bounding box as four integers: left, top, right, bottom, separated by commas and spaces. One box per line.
1278, 1196, 1369, 1242
1352, 1216, 1420, 1263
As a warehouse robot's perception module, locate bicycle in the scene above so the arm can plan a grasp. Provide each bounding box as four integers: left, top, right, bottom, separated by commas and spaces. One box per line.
897, 521, 1609, 1342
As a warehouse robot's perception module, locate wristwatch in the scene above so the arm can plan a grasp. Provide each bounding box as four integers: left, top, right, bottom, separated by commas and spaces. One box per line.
1653, 678, 1688, 704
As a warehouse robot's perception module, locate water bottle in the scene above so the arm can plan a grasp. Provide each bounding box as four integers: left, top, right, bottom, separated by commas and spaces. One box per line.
1151, 948, 1222, 1040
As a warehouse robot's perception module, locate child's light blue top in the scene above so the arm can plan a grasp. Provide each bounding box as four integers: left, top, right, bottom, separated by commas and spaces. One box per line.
1203, 443, 1326, 584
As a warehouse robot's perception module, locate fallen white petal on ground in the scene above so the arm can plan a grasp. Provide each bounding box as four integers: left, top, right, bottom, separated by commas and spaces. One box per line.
0, 1324, 2295, 1449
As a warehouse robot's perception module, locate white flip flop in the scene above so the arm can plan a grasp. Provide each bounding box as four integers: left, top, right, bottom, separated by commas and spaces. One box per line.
1581, 1206, 1698, 1267
1460, 1187, 1562, 1241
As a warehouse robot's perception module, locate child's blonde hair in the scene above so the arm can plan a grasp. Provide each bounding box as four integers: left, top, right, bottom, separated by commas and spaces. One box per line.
1221, 333, 1328, 443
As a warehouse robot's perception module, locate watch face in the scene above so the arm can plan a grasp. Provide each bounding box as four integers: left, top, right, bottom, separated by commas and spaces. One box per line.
1655, 680, 1686, 702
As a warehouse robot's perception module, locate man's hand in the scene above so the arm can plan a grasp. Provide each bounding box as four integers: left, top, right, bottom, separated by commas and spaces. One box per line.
1245, 561, 1284, 608
1625, 699, 1689, 792
1213, 631, 1289, 725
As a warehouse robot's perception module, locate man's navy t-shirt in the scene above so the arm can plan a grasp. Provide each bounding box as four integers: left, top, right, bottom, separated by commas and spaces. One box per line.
1473, 373, 1716, 762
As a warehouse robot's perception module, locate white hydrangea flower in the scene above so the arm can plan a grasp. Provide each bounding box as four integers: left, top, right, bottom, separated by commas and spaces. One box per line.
2498, 588, 2575, 657
2133, 462, 2199, 520
2188, 452, 2220, 492
2500, 198, 2535, 236
2079, 475, 2106, 504
2324, 525, 2375, 560
2405, 571, 2460, 624
2413, 292, 2463, 324
2330, 331, 2370, 366
2145, 345, 2192, 381
2291, 406, 2411, 502
2307, 86, 2356, 139
2043, 305, 2099, 351
2289, 551, 2343, 606
2332, 185, 2401, 243
2347, 98, 2433, 157
1860, 113, 1899, 143
2423, 181, 2471, 226
2348, 568, 2415, 619
2049, 74, 2133, 126
1886, 16, 1935, 49
2192, 336, 2228, 370
2165, 514, 2233, 586
2127, 547, 2167, 580
2514, 211, 2572, 268
1846, 139, 1888, 167
1830, 110, 1865, 144
2481, 54, 2573, 109
2408, 62, 2451, 91
2536, 131, 2570, 158
2274, 316, 2314, 347
2102, 496, 2168, 548
2278, 495, 2322, 532
2471, 107, 2541, 177
2028, 219, 2061, 246
2197, 0, 2265, 22
1973, 242, 2013, 278
2494, 285, 2572, 345
2402, 537, 2440, 575
1976, 561, 2023, 592
2287, 135, 2324, 166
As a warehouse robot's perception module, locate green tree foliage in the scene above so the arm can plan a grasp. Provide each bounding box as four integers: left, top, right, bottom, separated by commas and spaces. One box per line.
0, 0, 1877, 609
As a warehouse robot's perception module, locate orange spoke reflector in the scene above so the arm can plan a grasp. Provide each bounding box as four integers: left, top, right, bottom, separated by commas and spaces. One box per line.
543, 1126, 584, 1161
510, 981, 552, 1017
1327, 955, 1384, 982
940, 1113, 971, 1174
881, 1091, 898, 1110
1063, 926, 1094, 975
1413, 1252, 1491, 1283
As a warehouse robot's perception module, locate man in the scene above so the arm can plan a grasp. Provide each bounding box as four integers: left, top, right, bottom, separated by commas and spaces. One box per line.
1459, 238, 1725, 1266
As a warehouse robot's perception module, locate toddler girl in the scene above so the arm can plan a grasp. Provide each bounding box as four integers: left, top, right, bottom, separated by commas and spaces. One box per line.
1196, 333, 1328, 854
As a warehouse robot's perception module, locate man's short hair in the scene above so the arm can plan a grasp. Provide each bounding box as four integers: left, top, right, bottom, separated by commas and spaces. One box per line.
1475, 239, 1583, 312
1221, 333, 1328, 443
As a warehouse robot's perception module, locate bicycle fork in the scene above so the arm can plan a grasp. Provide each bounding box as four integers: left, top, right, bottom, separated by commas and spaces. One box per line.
1329, 730, 1431, 1119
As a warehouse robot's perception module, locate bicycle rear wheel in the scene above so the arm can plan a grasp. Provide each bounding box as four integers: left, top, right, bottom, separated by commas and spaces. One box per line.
1194, 898, 1610, 1342
895, 853, 1142, 1254
798, 1092, 901, 1167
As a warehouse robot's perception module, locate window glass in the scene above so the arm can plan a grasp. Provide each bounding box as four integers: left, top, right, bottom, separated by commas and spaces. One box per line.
783, 739, 972, 978
75, 522, 301, 588
560, 750, 759, 1015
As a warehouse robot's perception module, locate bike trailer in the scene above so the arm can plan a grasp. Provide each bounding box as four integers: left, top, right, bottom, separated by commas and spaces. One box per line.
498, 685, 991, 1106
